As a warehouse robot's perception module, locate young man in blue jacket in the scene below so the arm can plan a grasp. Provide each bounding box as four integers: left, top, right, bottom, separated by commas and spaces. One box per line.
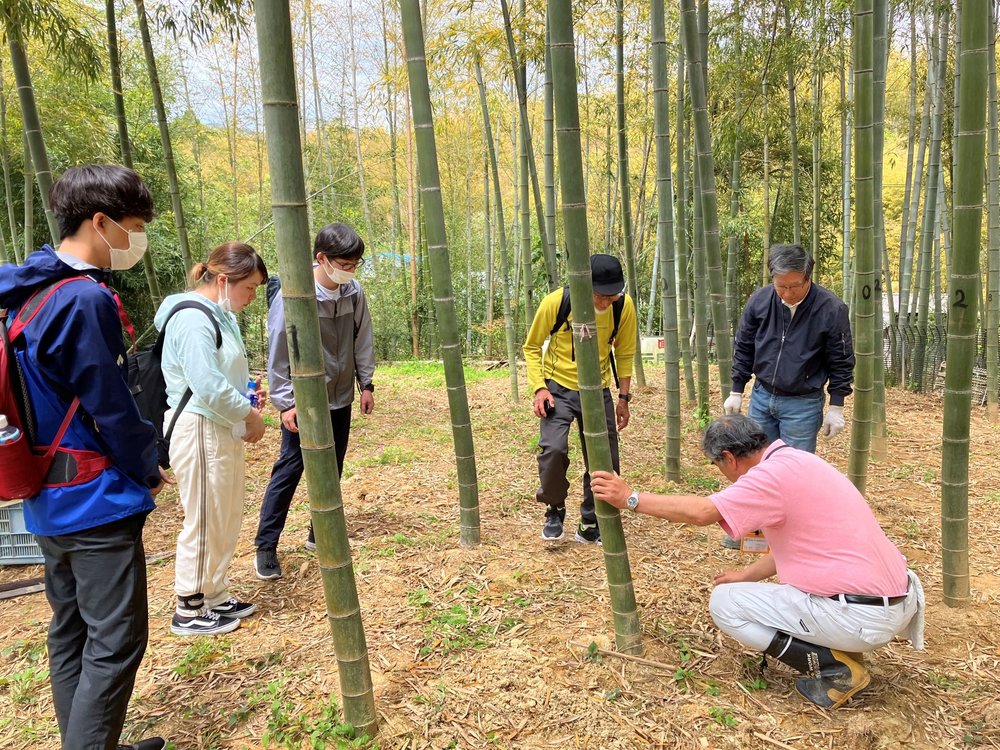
0, 165, 168, 750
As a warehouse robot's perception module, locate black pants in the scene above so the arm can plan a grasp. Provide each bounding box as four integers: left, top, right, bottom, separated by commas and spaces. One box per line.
254, 405, 352, 549
36, 514, 149, 750
535, 380, 620, 524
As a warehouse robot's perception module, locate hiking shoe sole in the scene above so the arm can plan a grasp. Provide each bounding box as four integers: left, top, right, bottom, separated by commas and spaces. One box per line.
255, 564, 282, 581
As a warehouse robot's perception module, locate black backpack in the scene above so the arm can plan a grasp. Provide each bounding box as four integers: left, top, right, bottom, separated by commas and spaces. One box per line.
265, 274, 282, 308
548, 286, 626, 388
128, 301, 221, 468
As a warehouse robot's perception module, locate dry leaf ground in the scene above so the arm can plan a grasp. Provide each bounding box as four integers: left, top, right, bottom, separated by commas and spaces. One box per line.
2, 362, 999, 750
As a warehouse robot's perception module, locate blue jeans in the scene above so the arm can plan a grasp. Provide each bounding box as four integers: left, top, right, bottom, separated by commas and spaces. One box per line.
748, 382, 824, 453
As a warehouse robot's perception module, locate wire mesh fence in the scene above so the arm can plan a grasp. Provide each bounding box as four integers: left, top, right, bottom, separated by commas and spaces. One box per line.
884, 324, 999, 405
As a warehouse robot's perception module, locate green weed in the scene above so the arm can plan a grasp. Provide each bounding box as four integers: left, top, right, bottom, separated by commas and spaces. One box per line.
358, 446, 418, 467
929, 671, 960, 690
174, 638, 231, 677
378, 361, 505, 388
740, 677, 768, 692
673, 667, 694, 692
407, 588, 433, 607
0, 665, 49, 704
708, 707, 738, 728
411, 596, 515, 657
887, 464, 914, 479
687, 475, 721, 492
2, 638, 45, 664
247, 681, 373, 749
584, 641, 603, 664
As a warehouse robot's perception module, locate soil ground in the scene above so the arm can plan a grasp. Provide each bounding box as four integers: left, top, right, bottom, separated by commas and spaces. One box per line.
2, 362, 999, 750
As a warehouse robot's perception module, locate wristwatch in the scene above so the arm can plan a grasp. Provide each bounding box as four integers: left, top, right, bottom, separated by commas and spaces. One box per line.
618, 392, 632, 403
361, 382, 375, 393
626, 490, 640, 512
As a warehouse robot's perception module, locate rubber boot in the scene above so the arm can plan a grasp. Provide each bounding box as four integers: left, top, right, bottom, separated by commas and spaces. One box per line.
764, 633, 871, 708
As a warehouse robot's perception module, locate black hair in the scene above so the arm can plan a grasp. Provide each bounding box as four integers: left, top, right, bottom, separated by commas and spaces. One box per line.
314, 223, 365, 260
48, 164, 155, 240
701, 415, 770, 462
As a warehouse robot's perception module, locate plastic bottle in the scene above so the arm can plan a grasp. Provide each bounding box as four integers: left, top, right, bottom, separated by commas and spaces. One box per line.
0, 414, 20, 445
245, 379, 259, 409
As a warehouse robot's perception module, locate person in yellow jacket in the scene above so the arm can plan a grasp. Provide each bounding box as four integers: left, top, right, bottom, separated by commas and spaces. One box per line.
522, 254, 638, 543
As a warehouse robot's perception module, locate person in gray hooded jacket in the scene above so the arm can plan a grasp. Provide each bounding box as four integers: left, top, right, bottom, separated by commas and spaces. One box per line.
253, 223, 375, 580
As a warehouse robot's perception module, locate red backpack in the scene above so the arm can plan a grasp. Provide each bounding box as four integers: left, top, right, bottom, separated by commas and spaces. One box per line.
0, 278, 112, 502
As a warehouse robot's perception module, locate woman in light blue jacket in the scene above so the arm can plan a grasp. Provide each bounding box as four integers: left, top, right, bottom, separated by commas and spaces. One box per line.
156, 242, 268, 636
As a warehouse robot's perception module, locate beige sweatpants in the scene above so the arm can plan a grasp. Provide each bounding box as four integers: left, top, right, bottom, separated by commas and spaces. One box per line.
169, 410, 246, 609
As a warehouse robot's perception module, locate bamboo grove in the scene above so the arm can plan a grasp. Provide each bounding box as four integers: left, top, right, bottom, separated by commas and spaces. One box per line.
1, 0, 995, 726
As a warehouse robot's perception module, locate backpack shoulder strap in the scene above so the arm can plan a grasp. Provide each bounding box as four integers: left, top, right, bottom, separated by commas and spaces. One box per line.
609, 295, 625, 343
9, 277, 93, 340
154, 300, 223, 355
156, 302, 222, 452
549, 286, 572, 337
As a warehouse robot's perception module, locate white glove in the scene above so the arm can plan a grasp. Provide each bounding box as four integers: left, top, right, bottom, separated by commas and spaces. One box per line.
821, 405, 845, 438
723, 392, 743, 415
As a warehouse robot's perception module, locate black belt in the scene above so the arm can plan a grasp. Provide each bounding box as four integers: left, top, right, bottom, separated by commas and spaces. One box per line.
828, 594, 907, 606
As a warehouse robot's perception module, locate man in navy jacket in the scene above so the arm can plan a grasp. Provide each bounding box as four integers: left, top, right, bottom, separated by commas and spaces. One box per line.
0, 165, 167, 750
724, 243, 854, 454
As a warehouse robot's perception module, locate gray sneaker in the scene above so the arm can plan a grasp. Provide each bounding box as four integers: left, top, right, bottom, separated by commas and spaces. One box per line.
255, 547, 282, 580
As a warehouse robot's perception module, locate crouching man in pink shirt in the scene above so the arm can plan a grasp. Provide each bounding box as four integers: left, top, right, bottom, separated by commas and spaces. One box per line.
592, 415, 924, 710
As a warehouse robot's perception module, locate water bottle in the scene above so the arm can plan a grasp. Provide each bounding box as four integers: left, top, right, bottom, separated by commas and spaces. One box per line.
0, 414, 20, 445
245, 379, 259, 409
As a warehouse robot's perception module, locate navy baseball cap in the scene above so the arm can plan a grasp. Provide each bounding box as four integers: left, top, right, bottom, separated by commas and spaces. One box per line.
591, 254, 625, 296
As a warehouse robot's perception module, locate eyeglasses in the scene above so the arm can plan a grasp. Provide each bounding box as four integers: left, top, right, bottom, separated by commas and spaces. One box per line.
328, 257, 365, 271
773, 280, 807, 293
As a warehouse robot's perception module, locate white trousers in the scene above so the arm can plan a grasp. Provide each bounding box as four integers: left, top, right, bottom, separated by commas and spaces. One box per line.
709, 577, 921, 652
169, 411, 246, 609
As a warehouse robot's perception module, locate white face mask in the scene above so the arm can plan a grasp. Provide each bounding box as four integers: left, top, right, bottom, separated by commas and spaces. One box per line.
100, 217, 148, 270
219, 278, 232, 314
322, 259, 356, 286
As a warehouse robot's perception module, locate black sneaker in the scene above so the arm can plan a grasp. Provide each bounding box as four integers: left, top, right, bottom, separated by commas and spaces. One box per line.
170, 609, 240, 636
118, 738, 167, 750
305, 525, 316, 551
210, 598, 257, 619
541, 507, 565, 541
574, 522, 602, 545
255, 547, 282, 580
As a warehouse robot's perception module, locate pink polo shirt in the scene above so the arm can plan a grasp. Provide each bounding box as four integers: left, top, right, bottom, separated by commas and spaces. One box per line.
709, 441, 908, 597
